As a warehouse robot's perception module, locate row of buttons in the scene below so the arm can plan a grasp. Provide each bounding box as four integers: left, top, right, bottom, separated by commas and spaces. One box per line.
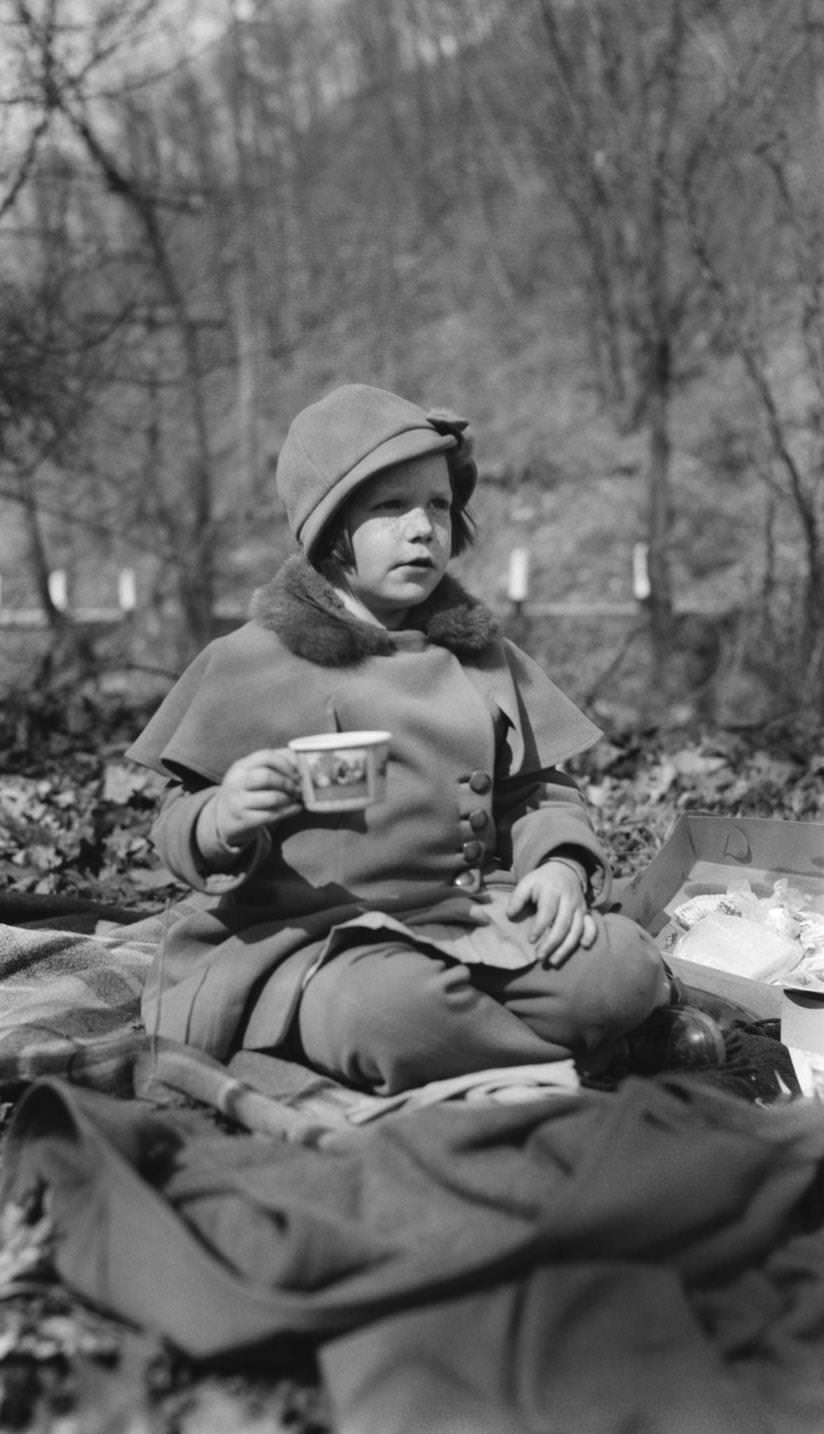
454, 771, 492, 893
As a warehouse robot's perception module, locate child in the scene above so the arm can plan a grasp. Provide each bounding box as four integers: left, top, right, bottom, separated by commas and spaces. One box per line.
128, 384, 724, 1093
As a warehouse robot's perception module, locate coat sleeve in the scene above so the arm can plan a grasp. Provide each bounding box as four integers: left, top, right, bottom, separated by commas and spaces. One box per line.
494, 768, 611, 902
150, 783, 272, 895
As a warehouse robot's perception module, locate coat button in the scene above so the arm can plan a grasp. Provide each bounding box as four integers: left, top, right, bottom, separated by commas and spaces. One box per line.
469, 771, 491, 794
468, 809, 488, 831
453, 868, 484, 892
461, 839, 484, 863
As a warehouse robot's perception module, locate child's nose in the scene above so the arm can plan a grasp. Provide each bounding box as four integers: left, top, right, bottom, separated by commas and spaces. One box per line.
404, 505, 433, 536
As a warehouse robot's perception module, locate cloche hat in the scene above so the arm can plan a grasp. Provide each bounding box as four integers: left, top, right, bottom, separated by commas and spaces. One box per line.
275, 383, 476, 558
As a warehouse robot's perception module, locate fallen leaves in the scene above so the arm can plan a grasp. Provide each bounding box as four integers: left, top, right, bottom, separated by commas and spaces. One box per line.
0, 1308, 120, 1365
572, 726, 824, 879
0, 760, 181, 906
0, 1289, 155, 1433
0, 1202, 54, 1299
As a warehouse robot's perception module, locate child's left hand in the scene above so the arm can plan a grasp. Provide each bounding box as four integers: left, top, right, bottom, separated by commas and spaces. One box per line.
506, 861, 597, 968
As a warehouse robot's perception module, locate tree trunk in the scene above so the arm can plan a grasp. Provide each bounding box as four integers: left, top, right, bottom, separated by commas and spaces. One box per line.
799, 505, 824, 701
645, 335, 676, 700
18, 469, 63, 634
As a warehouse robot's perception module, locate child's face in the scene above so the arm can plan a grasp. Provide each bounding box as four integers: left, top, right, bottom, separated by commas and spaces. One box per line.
342, 454, 453, 627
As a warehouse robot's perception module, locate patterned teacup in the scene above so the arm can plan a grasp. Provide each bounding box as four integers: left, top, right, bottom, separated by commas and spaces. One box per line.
288, 731, 391, 812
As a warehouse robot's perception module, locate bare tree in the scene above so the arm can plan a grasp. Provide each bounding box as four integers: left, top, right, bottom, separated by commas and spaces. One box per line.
0, 134, 128, 672
442, 0, 800, 705
681, 0, 824, 706
1, 0, 242, 657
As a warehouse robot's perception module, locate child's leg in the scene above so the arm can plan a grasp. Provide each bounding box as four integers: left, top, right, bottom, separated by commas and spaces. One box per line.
295, 941, 570, 1094
473, 913, 667, 1057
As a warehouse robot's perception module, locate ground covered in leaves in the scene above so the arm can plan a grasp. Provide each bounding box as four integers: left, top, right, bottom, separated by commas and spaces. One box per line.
1, 690, 823, 1432
0, 691, 184, 911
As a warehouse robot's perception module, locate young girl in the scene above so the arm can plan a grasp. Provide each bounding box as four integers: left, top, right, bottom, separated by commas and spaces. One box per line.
128, 383, 723, 1093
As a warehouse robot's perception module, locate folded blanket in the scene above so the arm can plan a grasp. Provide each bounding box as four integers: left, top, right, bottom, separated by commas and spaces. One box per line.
0, 915, 161, 1094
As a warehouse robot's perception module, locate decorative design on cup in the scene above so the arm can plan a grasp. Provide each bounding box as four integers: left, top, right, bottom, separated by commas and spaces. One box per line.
288, 731, 390, 812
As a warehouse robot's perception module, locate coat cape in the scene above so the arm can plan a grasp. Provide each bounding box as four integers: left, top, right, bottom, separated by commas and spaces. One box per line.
127, 556, 601, 785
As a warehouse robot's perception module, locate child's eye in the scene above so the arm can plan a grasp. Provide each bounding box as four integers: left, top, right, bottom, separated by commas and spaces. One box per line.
374, 497, 404, 512
430, 497, 451, 513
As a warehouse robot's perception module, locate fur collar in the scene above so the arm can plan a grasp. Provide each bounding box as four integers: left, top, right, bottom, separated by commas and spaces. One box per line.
250, 554, 499, 667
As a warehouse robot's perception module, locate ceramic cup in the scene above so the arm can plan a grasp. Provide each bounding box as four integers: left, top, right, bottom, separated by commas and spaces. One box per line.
288, 730, 391, 812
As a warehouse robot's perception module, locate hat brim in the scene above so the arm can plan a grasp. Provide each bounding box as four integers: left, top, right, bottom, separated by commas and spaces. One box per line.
301, 425, 456, 558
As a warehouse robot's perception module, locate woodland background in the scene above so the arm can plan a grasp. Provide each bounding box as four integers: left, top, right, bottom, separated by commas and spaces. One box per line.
2, 0, 824, 726
3, 2, 824, 1430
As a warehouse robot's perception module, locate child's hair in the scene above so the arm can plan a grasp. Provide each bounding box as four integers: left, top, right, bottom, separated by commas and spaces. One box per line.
313, 445, 477, 570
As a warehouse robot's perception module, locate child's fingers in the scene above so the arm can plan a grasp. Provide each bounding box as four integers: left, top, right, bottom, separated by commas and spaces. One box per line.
531, 894, 571, 953
255, 749, 301, 779
227, 751, 301, 797
540, 907, 585, 968
508, 874, 561, 925
270, 800, 302, 822
220, 766, 303, 836
249, 770, 302, 799
580, 913, 598, 948
240, 790, 300, 819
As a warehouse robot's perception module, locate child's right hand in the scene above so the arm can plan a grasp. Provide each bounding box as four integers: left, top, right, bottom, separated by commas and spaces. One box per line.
212, 748, 303, 848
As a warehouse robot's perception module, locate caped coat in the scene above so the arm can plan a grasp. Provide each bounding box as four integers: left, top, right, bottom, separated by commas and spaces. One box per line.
127, 558, 609, 1059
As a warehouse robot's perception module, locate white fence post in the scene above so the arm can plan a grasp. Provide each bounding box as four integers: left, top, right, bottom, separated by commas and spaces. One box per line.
632, 543, 651, 603
507, 547, 530, 606
48, 570, 69, 611
118, 568, 137, 612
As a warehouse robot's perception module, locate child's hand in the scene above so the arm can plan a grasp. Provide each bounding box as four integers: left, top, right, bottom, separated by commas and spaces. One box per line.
506, 861, 597, 969
213, 748, 303, 847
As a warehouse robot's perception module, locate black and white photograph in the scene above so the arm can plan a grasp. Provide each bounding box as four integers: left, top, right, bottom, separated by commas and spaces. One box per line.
2, 4, 824, 1431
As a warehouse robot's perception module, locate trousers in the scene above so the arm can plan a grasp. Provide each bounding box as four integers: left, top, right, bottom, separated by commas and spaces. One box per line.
295, 912, 666, 1093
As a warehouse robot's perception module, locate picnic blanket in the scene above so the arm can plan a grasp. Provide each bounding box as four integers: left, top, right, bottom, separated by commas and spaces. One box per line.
4, 900, 824, 1431
0, 905, 583, 1123
0, 913, 159, 1095
4, 1072, 824, 1433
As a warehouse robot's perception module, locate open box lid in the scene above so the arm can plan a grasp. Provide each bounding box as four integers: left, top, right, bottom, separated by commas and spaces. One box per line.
619, 813, 824, 933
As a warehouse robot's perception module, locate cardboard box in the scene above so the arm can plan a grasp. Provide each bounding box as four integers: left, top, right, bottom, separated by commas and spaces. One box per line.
617, 813, 824, 1047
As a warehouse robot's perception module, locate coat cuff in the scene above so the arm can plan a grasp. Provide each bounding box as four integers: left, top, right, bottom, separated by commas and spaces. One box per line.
151, 785, 270, 894
510, 806, 612, 907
